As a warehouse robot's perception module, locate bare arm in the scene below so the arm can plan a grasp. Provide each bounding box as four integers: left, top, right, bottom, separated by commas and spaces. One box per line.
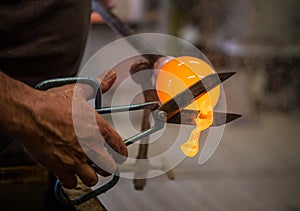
0, 70, 127, 188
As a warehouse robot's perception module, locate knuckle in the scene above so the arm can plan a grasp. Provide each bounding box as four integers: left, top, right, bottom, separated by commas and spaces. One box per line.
62, 157, 77, 167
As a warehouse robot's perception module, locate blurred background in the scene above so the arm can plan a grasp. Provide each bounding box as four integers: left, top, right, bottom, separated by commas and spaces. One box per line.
84, 0, 300, 210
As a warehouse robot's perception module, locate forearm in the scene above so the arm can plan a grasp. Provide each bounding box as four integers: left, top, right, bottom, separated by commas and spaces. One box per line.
0, 71, 41, 142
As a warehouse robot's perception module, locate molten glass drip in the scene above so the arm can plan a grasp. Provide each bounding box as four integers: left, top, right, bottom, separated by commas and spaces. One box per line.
156, 56, 220, 157
180, 94, 213, 157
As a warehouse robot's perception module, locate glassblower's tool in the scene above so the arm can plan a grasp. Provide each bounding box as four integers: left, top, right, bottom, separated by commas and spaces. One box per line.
35, 71, 240, 206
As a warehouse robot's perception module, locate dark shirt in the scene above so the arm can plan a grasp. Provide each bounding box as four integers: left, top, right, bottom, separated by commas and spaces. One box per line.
0, 0, 91, 166
0, 0, 91, 86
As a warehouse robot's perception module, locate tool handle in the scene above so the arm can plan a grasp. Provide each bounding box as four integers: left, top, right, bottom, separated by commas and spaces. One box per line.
96, 102, 159, 114
55, 170, 120, 206
35, 77, 102, 109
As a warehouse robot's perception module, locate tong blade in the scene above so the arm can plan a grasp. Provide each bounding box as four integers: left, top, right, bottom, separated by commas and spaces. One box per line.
212, 112, 242, 126
158, 72, 236, 119
167, 110, 242, 127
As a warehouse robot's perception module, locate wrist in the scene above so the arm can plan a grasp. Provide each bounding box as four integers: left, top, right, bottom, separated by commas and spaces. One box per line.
0, 71, 43, 142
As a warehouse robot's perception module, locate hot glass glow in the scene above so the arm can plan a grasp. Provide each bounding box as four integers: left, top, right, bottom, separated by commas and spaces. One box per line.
156, 56, 220, 157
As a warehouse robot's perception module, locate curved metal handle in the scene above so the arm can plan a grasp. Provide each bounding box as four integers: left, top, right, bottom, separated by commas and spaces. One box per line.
55, 170, 120, 206
35, 76, 102, 109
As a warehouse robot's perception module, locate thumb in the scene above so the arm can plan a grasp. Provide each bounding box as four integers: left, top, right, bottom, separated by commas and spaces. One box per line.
99, 69, 117, 93
76, 69, 117, 99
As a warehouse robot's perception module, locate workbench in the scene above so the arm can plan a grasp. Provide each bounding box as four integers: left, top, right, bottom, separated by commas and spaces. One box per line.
0, 165, 106, 210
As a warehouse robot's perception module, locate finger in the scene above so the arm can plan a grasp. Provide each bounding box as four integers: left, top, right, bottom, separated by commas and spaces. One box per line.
49, 163, 78, 189
99, 69, 117, 93
89, 161, 112, 177
77, 131, 118, 175
75, 164, 98, 187
88, 146, 117, 175
75, 69, 116, 100
91, 11, 103, 24
55, 171, 78, 189
96, 113, 128, 164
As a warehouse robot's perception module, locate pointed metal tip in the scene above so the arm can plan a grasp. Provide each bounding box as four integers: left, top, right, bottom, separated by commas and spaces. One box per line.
227, 113, 242, 122
212, 112, 242, 126
218, 72, 236, 83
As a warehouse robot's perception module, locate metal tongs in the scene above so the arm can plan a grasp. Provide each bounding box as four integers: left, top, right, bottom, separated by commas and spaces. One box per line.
35, 71, 240, 206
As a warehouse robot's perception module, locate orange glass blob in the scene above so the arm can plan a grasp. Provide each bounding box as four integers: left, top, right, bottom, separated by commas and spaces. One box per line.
156, 56, 219, 157
156, 56, 220, 110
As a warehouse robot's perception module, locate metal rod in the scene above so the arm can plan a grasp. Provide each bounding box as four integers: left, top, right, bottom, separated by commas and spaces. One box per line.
96, 102, 159, 114
92, 1, 134, 37
93, 0, 161, 64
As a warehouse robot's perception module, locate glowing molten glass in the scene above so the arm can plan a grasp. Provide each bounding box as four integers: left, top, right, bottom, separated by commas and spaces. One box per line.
156, 56, 220, 157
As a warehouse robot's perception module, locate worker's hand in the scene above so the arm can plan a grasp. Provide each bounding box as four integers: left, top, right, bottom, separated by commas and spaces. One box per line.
20, 70, 127, 189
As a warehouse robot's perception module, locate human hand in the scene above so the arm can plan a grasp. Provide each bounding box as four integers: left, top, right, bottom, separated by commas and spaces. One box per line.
20, 70, 127, 189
